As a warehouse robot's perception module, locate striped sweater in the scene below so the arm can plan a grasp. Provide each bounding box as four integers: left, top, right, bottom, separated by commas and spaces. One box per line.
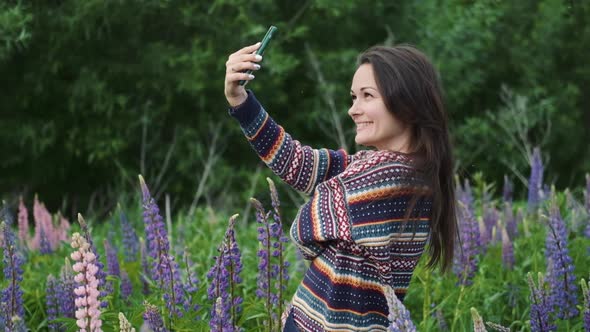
229, 90, 433, 331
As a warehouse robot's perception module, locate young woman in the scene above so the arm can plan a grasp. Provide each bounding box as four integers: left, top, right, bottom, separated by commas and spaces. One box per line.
224, 43, 457, 332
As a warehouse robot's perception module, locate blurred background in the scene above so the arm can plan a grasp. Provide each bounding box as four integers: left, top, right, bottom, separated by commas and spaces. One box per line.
1, 0, 588, 221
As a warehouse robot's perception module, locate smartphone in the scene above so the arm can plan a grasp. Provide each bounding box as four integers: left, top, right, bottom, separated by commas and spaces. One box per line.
239, 25, 277, 86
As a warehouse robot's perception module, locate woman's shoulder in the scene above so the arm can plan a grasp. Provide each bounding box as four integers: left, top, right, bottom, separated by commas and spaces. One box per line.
346, 150, 421, 173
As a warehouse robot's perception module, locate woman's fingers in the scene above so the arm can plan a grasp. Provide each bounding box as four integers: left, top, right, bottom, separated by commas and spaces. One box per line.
233, 42, 261, 56
226, 61, 261, 74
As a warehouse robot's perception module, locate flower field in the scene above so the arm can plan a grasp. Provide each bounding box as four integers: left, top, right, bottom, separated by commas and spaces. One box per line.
1, 151, 589, 331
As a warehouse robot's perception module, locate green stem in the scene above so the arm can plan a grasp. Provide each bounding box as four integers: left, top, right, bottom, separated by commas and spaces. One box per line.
451, 284, 466, 331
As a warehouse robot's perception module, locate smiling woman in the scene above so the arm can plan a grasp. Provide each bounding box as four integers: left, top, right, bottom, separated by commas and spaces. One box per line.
224, 43, 457, 332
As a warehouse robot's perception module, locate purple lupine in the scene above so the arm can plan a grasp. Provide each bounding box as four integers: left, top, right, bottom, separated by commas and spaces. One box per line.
140, 239, 150, 296
251, 197, 276, 329
527, 272, 556, 332
482, 205, 500, 245
1, 222, 25, 330
206, 214, 242, 331
120, 270, 133, 301
143, 302, 169, 332
267, 178, 290, 329
581, 278, 590, 331
501, 226, 514, 270
181, 250, 200, 314
503, 202, 518, 240
17, 197, 29, 247
119, 209, 139, 262
39, 225, 52, 254
46, 274, 59, 331
503, 175, 513, 204
139, 175, 183, 318
104, 239, 120, 278
384, 285, 416, 332
545, 196, 579, 319
452, 197, 481, 286
58, 258, 76, 319
527, 147, 544, 213
584, 174, 590, 239
207, 244, 232, 332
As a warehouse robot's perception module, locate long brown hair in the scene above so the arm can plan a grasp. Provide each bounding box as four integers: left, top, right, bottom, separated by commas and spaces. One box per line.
357, 44, 457, 273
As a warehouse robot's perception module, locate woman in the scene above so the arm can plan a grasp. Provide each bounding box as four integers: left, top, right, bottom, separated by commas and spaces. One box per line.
224, 43, 457, 332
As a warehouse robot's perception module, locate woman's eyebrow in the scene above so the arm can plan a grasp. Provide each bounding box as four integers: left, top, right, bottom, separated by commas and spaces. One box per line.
350, 87, 377, 93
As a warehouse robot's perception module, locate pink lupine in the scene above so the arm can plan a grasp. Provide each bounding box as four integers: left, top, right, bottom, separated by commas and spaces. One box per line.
71, 216, 103, 332
17, 196, 29, 246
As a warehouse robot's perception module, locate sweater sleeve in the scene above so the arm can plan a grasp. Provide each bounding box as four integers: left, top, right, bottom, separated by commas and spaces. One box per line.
228, 90, 351, 195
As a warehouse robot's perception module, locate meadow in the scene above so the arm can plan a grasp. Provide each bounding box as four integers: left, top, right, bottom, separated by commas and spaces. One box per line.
1, 149, 589, 332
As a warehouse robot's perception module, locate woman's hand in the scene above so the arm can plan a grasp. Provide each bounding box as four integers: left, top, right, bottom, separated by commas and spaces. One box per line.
224, 42, 263, 107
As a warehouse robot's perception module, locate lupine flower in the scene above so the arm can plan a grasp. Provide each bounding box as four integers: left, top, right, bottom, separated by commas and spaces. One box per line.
267, 178, 290, 322
434, 308, 449, 331
584, 174, 590, 239
453, 198, 480, 286
17, 197, 29, 247
181, 249, 200, 314
581, 278, 590, 331
1, 221, 25, 330
501, 226, 514, 270
545, 192, 579, 319
46, 275, 59, 331
78, 215, 108, 308
121, 270, 133, 301
58, 258, 76, 319
485, 322, 510, 332
527, 272, 556, 332
502, 175, 513, 204
140, 238, 150, 296
39, 225, 52, 254
143, 302, 168, 332
207, 214, 243, 332
470, 308, 487, 332
31, 195, 56, 250
503, 202, 518, 240
119, 208, 139, 262
384, 285, 416, 332
139, 175, 184, 318
71, 225, 103, 332
527, 147, 544, 213
103, 239, 120, 296
118, 312, 136, 332
251, 197, 276, 329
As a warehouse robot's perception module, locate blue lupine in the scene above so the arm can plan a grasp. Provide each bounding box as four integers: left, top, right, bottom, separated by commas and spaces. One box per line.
527, 272, 556, 332
39, 225, 52, 254
384, 285, 416, 332
503, 201, 518, 240
140, 239, 150, 296
434, 307, 449, 331
1, 222, 25, 330
581, 278, 590, 331
143, 302, 169, 332
46, 275, 59, 331
119, 209, 139, 262
527, 147, 544, 213
503, 175, 513, 203
182, 250, 200, 314
58, 258, 76, 319
120, 270, 132, 301
501, 226, 514, 270
139, 175, 185, 317
452, 190, 481, 286
545, 196, 579, 319
206, 214, 242, 331
251, 196, 275, 329
104, 239, 121, 297
267, 178, 290, 326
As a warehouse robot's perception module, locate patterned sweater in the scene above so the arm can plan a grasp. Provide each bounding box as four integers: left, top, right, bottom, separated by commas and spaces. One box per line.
229, 90, 433, 332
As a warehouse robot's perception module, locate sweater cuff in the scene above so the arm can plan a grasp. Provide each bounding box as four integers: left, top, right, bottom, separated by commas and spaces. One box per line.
227, 90, 262, 126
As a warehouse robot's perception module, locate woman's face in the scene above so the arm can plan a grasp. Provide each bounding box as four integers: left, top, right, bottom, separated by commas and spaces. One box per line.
348, 63, 411, 152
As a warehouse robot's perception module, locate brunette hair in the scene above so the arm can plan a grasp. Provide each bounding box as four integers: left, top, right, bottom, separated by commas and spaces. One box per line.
357, 44, 457, 273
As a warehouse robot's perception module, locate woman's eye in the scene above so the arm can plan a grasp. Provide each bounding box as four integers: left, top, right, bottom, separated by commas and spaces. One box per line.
364, 92, 373, 98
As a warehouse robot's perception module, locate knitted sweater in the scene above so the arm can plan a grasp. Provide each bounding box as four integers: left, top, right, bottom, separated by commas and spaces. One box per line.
229, 90, 433, 332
